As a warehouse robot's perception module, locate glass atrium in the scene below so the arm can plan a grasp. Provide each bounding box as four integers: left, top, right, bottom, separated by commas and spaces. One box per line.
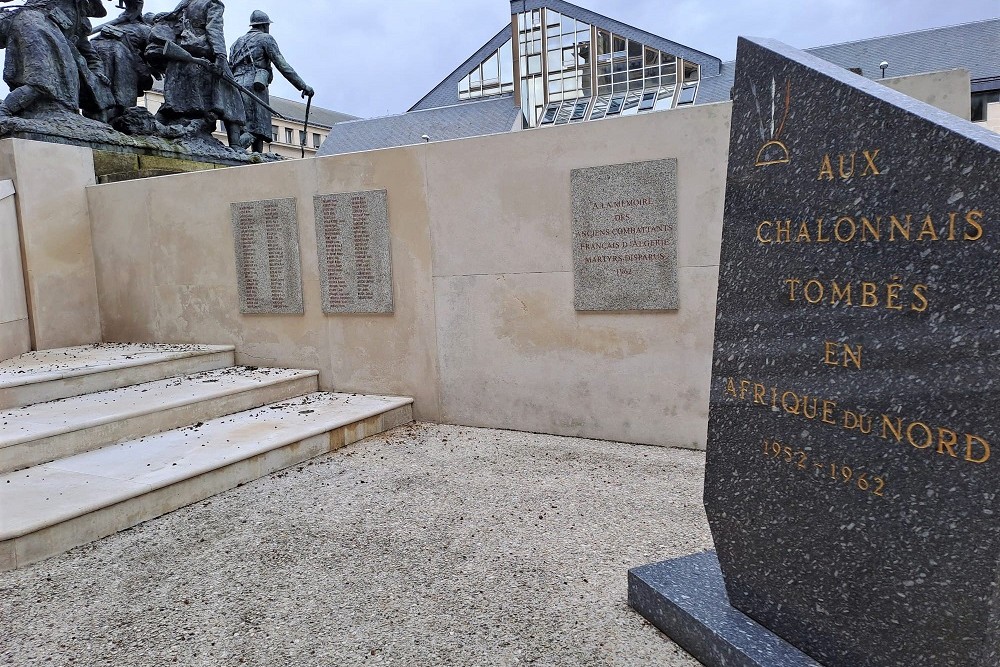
457, 6, 702, 128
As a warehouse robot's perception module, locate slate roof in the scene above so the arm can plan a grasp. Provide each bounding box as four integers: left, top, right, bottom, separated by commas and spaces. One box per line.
698, 18, 1000, 104
148, 79, 357, 128
268, 96, 358, 129
411, 0, 722, 112
317, 97, 522, 157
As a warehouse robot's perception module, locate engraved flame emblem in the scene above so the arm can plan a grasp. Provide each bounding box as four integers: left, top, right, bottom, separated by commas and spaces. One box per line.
752, 78, 792, 167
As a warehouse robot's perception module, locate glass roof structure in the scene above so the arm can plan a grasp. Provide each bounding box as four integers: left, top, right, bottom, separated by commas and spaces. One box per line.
451, 4, 708, 128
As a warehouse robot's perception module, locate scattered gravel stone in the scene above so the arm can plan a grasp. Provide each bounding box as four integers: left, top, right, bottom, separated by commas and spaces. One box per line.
0, 423, 712, 666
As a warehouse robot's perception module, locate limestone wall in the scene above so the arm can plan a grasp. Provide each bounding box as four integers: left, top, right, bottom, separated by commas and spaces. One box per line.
86, 103, 729, 448
0, 180, 29, 361
0, 140, 101, 351
880, 68, 971, 121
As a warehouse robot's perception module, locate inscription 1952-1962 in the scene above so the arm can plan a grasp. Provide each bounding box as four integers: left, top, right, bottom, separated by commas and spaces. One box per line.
231, 198, 304, 315
571, 159, 679, 311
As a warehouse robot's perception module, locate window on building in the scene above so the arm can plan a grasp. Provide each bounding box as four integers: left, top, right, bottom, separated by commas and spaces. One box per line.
972, 89, 1000, 122
271, 125, 279, 142
299, 130, 306, 146
313, 133, 322, 148
458, 39, 515, 101
285, 128, 293, 144
512, 8, 702, 127
676, 83, 698, 106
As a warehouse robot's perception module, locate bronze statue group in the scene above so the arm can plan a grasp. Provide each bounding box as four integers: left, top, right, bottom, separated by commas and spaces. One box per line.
0, 0, 313, 154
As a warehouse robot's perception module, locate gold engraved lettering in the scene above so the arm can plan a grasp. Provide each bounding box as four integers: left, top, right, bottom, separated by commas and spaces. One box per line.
967, 435, 991, 464
784, 278, 802, 301
804, 279, 825, 304
886, 278, 903, 311
947, 212, 959, 241
831, 281, 853, 305
918, 215, 939, 241
860, 216, 881, 242
911, 284, 929, 313
861, 149, 881, 176
838, 153, 856, 179
796, 221, 812, 243
754, 210, 986, 246
835, 216, 857, 242
815, 218, 831, 242
861, 282, 879, 308
938, 428, 959, 458
817, 149, 882, 181
965, 210, 984, 241
818, 154, 835, 181
725, 378, 990, 468
821, 400, 838, 425
776, 219, 792, 243
823, 341, 863, 370
725, 378, 737, 397
782, 278, 930, 312
757, 221, 772, 243
889, 215, 912, 241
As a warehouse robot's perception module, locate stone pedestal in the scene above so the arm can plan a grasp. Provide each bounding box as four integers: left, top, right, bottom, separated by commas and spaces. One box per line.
628, 552, 821, 667
0, 179, 30, 361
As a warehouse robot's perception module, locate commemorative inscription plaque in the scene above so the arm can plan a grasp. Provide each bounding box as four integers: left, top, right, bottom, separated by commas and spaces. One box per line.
630, 38, 1000, 667
314, 190, 393, 314
231, 198, 304, 315
571, 159, 678, 311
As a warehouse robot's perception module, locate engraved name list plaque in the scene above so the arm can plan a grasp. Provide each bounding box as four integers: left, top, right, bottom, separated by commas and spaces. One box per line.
231, 198, 304, 315
314, 190, 394, 314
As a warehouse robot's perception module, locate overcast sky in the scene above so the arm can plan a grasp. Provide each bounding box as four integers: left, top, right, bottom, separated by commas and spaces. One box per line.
6, 0, 999, 118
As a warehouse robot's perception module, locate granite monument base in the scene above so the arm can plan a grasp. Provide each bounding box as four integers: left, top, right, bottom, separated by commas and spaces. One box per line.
628, 551, 822, 667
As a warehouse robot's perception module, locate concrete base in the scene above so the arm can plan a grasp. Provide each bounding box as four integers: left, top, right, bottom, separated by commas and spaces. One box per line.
628, 551, 822, 667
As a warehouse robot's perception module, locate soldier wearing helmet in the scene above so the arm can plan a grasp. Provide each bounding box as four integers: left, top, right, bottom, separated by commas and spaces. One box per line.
229, 9, 314, 153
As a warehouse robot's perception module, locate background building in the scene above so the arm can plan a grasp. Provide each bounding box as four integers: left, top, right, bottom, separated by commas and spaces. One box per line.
141, 82, 357, 159
320, 0, 999, 156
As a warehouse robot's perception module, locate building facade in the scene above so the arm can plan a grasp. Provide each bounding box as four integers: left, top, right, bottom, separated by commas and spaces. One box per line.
141, 83, 357, 159
320, 0, 999, 156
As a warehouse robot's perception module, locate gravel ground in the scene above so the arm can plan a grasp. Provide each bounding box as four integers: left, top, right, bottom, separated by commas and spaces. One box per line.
0, 422, 713, 667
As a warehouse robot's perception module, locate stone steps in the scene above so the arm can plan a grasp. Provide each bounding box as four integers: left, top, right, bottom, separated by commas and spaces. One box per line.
0, 366, 320, 475
0, 392, 413, 571
0, 343, 415, 571
0, 344, 235, 410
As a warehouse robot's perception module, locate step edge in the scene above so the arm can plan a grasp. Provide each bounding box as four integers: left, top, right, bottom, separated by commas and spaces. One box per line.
0, 370, 321, 448
0, 346, 237, 390
0, 397, 411, 540
2, 429, 337, 572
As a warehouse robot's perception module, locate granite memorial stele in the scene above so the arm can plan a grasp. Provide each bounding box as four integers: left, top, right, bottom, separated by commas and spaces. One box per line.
629, 36, 1000, 667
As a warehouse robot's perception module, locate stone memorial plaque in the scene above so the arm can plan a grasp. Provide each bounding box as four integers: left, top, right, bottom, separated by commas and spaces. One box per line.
314, 190, 393, 314
571, 159, 678, 311
231, 198, 303, 315
701, 38, 999, 666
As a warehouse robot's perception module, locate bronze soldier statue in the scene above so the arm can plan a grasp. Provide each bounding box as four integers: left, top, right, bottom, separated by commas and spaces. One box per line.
0, 0, 112, 119
89, 0, 158, 122
151, 0, 245, 146
229, 10, 313, 153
